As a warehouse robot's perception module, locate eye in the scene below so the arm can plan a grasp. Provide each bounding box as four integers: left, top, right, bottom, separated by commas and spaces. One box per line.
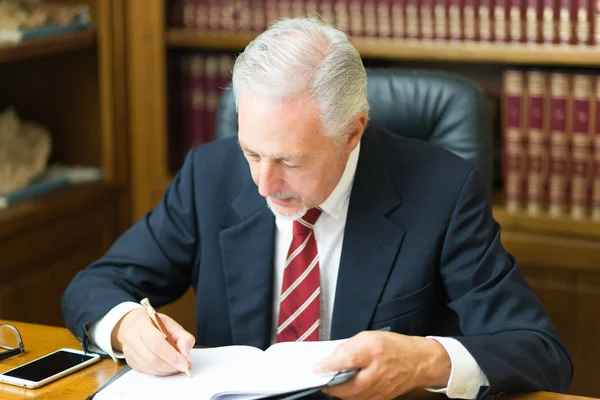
245, 152, 260, 161
282, 162, 301, 169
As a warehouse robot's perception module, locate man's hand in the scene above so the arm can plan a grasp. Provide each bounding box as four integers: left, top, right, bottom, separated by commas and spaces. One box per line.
312, 331, 451, 400
111, 308, 195, 376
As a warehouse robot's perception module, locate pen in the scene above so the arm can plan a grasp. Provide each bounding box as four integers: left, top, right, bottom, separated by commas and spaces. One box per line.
140, 297, 192, 377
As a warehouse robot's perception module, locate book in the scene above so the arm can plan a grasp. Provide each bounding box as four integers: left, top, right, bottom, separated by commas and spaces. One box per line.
94, 339, 357, 400
0, 165, 102, 209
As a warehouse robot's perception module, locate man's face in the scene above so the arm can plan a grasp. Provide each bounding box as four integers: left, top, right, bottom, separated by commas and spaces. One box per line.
237, 92, 358, 219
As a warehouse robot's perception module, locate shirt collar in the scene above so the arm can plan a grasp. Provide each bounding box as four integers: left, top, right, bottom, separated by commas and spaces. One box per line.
318, 142, 361, 220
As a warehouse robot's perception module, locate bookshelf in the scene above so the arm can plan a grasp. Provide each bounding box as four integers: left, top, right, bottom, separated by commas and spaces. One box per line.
125, 0, 600, 396
0, 0, 128, 327
0, 29, 96, 63
167, 28, 600, 67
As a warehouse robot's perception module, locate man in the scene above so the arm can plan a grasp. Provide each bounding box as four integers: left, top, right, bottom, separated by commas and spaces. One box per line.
62, 17, 572, 400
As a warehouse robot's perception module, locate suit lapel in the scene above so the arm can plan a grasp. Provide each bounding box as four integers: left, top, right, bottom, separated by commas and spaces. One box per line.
220, 184, 275, 350
331, 129, 406, 340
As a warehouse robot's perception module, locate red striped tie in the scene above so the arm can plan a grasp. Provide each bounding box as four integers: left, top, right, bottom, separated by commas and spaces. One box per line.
276, 208, 322, 342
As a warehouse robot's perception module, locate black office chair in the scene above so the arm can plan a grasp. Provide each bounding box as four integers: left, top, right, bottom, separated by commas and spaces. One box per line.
216, 68, 493, 192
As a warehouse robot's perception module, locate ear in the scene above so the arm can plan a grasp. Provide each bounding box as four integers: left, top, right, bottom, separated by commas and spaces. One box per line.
343, 112, 367, 155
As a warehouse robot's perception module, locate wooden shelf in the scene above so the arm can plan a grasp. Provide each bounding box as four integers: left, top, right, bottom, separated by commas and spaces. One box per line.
0, 29, 96, 64
492, 205, 600, 241
0, 181, 121, 237
167, 28, 600, 67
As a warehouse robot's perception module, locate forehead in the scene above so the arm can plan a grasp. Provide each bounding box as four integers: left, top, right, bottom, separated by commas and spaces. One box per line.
237, 92, 325, 156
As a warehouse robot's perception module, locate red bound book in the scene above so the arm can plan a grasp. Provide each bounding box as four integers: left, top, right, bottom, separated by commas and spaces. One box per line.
404, 0, 420, 39
595, 0, 600, 44
204, 55, 220, 143
420, 0, 435, 39
278, 0, 293, 18
541, 0, 555, 43
182, 0, 194, 27
526, 71, 550, 216
478, 0, 493, 42
463, 0, 478, 41
503, 70, 528, 213
558, 0, 573, 43
575, 0, 592, 44
237, 0, 253, 33
221, 0, 236, 31
364, 0, 378, 36
320, 0, 336, 26
208, 0, 221, 31
434, 0, 449, 40
391, 0, 406, 38
548, 73, 571, 217
190, 55, 209, 148
509, 0, 524, 42
349, 0, 364, 36
265, 0, 279, 26
291, 0, 305, 18
377, 0, 392, 37
525, 0, 540, 42
495, 0, 508, 42
250, 0, 266, 32
570, 74, 593, 219
334, 0, 351, 32
592, 77, 600, 220
305, 0, 319, 16
195, 0, 209, 30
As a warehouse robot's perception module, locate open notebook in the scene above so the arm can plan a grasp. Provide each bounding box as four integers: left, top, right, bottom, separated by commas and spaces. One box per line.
94, 339, 357, 400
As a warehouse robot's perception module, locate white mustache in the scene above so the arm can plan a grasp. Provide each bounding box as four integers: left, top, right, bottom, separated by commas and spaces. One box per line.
270, 192, 301, 200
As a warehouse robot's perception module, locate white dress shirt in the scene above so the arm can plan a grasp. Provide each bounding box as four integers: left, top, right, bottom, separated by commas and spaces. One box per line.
88, 142, 489, 399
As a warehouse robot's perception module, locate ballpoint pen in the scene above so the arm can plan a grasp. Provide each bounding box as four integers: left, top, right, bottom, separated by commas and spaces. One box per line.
140, 298, 192, 377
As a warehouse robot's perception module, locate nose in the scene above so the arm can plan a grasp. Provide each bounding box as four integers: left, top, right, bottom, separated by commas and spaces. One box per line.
257, 160, 281, 197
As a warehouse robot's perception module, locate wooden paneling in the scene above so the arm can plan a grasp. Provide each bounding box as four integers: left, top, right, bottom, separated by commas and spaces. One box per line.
0, 185, 120, 326
510, 249, 600, 397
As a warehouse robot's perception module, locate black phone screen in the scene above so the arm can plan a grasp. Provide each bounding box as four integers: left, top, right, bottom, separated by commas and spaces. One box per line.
2, 350, 95, 382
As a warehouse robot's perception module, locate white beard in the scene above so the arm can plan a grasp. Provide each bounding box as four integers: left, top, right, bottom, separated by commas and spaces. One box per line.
266, 197, 308, 221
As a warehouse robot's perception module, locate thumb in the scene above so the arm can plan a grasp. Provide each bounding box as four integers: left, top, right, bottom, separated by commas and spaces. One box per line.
312, 342, 367, 374
160, 315, 195, 358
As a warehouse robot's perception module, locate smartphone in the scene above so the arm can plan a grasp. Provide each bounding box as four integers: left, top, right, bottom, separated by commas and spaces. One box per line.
0, 348, 100, 389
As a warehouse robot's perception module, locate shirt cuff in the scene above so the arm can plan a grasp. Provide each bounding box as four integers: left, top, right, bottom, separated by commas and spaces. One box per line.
86, 301, 144, 362
424, 336, 490, 399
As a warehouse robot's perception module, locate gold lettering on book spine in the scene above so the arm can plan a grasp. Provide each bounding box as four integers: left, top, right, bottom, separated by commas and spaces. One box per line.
392, 3, 405, 37
511, 7, 522, 40
542, 8, 554, 41
464, 6, 475, 39
548, 74, 568, 217
449, 5, 461, 38
495, 6, 506, 41
577, 8, 589, 42
435, 4, 447, 38
526, 7, 537, 41
377, 2, 391, 36
480, 6, 491, 40
559, 8, 571, 42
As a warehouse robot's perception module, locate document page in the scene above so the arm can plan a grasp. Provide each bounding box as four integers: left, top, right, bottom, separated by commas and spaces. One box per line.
94, 346, 262, 400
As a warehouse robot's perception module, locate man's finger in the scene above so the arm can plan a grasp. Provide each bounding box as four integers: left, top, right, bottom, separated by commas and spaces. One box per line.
126, 340, 180, 376
159, 314, 196, 358
312, 340, 370, 373
141, 326, 190, 373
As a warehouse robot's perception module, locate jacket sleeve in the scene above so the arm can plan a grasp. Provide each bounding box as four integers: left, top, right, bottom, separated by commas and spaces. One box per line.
439, 168, 573, 399
61, 149, 200, 348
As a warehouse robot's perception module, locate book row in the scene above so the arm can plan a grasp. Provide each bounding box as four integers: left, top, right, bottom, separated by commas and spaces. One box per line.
503, 69, 600, 220
168, 52, 235, 167
167, 0, 600, 46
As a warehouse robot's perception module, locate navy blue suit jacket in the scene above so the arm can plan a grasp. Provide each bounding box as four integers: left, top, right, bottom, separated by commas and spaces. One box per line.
62, 126, 572, 399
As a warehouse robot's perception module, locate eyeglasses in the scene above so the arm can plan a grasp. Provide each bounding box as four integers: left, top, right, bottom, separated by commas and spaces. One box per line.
0, 323, 25, 361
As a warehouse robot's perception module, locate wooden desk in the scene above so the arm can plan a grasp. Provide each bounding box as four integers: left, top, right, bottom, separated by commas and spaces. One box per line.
0, 320, 596, 400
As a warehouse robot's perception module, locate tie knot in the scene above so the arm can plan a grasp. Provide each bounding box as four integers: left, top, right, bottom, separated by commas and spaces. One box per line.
292, 208, 322, 235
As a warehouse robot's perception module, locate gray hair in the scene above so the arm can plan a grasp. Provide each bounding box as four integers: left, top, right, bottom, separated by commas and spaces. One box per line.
232, 17, 370, 138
